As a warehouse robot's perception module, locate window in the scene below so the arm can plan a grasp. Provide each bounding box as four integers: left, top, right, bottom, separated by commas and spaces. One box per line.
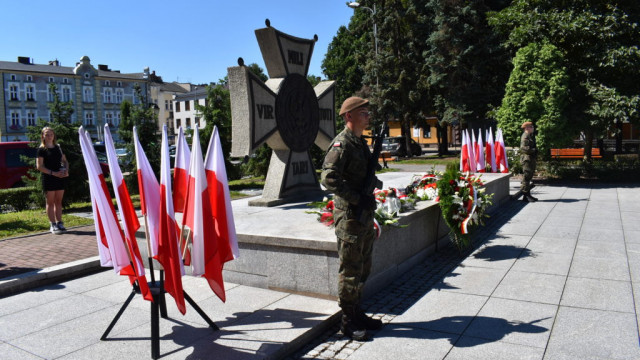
104, 88, 112, 103
116, 112, 121, 126
105, 80, 110, 86
26, 75, 33, 82
27, 112, 36, 126
10, 74, 17, 81
83, 86, 93, 102
115, 89, 123, 103
9, 84, 19, 100
185, 100, 191, 111
175, 101, 181, 112
26, 85, 35, 101
423, 126, 432, 138
105, 112, 113, 126
62, 78, 68, 84
62, 87, 71, 102
117, 81, 122, 87
165, 100, 169, 110
195, 117, 200, 127
49, 77, 54, 82
84, 112, 94, 126
186, 118, 191, 128
10, 112, 21, 129
48, 86, 55, 102
176, 119, 181, 129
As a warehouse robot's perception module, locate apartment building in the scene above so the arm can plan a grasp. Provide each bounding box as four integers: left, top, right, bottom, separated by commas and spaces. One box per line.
172, 87, 208, 133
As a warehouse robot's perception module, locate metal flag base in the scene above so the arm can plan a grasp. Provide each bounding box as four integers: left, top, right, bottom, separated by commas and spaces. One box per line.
100, 271, 219, 359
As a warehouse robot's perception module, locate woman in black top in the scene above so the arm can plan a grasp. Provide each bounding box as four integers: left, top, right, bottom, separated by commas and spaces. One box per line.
36, 127, 69, 234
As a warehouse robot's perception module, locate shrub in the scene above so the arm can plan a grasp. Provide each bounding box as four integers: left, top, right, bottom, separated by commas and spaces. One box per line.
0, 187, 36, 212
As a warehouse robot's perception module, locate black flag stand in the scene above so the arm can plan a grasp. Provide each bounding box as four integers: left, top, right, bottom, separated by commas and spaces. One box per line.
100, 270, 219, 359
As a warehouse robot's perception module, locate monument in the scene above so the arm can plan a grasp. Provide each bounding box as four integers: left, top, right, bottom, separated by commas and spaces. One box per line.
228, 19, 336, 206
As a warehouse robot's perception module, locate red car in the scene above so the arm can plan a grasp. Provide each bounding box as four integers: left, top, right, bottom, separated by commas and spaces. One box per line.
0, 141, 37, 188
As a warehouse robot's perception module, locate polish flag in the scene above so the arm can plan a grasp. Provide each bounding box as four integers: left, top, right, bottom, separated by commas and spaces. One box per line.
460, 129, 470, 172
104, 125, 152, 302
469, 130, 477, 173
78, 127, 131, 274
158, 125, 186, 314
133, 127, 160, 257
181, 127, 226, 301
495, 128, 509, 173
476, 130, 485, 173
205, 126, 239, 261
173, 126, 191, 213
486, 128, 496, 172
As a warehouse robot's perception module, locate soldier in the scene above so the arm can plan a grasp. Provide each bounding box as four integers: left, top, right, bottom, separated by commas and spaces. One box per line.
520, 121, 538, 202
321, 96, 383, 341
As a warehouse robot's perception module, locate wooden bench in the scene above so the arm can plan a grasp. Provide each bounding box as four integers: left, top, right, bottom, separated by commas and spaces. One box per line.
379, 151, 396, 168
550, 148, 602, 159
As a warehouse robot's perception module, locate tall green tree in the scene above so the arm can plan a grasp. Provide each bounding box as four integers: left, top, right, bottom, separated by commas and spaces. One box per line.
489, 0, 640, 158
495, 42, 572, 157
118, 84, 160, 190
25, 83, 88, 205
426, 0, 511, 154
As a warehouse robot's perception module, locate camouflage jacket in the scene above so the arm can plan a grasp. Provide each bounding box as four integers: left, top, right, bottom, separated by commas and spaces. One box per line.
321, 127, 379, 211
520, 131, 537, 162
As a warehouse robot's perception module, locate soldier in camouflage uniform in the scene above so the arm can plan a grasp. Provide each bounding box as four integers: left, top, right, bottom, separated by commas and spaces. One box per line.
321, 96, 383, 341
520, 121, 538, 202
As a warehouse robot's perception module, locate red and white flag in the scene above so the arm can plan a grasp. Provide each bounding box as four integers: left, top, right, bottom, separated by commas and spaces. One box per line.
476, 130, 485, 173
173, 126, 191, 213
78, 127, 131, 274
104, 125, 152, 302
469, 130, 477, 173
158, 125, 186, 314
181, 127, 226, 301
133, 127, 160, 257
486, 128, 496, 172
460, 129, 470, 172
495, 128, 509, 173
205, 126, 239, 260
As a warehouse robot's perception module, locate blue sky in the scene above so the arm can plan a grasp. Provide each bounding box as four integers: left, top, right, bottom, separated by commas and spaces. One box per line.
1, 0, 355, 84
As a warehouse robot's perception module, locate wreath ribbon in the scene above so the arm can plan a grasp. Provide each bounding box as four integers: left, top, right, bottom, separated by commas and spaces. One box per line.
460, 183, 478, 235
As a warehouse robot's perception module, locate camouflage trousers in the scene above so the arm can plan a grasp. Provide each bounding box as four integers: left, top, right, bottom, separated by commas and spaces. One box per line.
334, 207, 376, 308
520, 159, 537, 193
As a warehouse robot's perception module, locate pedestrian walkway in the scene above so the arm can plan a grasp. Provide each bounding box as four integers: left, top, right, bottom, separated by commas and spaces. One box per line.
1, 181, 639, 359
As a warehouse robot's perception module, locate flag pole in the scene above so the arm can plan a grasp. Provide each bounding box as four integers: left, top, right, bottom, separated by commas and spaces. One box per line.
143, 213, 156, 284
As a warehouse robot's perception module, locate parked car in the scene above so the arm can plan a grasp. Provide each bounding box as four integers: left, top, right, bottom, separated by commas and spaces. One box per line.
381, 136, 422, 157
0, 141, 37, 188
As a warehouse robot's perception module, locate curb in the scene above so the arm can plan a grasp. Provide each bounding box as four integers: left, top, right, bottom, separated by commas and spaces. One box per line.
0, 256, 104, 298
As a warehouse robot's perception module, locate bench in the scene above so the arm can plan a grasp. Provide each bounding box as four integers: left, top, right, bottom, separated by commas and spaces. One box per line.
550, 148, 602, 159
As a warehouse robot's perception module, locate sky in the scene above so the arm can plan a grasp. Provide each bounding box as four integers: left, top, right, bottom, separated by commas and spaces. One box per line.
1, 0, 356, 85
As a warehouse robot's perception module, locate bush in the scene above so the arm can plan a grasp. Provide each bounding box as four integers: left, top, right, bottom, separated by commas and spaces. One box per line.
541, 156, 640, 181
0, 187, 36, 212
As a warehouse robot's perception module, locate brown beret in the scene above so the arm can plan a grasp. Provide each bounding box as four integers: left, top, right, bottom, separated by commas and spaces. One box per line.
339, 96, 369, 116
521, 121, 533, 129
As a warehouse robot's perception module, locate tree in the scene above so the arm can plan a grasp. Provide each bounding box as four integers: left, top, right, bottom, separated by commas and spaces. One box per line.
489, 0, 640, 159
25, 83, 88, 206
426, 0, 511, 154
495, 42, 572, 157
118, 84, 160, 190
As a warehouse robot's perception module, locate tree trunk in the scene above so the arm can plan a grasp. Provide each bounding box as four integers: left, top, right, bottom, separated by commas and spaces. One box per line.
583, 131, 594, 162
441, 123, 449, 155
436, 121, 443, 156
616, 120, 623, 154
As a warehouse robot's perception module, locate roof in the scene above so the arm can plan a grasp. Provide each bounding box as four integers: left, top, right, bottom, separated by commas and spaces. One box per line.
159, 82, 190, 93
174, 88, 208, 101
0, 59, 147, 80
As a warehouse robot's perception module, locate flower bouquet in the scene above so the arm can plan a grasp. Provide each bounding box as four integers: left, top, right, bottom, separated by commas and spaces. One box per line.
406, 170, 441, 201
306, 197, 335, 226
436, 163, 492, 250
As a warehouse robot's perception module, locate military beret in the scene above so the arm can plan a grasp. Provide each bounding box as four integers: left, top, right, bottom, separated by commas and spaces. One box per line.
521, 121, 533, 129
339, 96, 369, 116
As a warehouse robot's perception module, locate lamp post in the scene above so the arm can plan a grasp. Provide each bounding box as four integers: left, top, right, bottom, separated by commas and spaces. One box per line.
347, 2, 378, 87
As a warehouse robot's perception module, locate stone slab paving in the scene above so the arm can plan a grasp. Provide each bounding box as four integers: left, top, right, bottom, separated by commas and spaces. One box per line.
289, 182, 640, 359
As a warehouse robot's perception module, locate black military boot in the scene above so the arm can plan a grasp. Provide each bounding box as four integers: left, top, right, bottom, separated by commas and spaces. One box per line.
356, 306, 383, 330
341, 306, 369, 341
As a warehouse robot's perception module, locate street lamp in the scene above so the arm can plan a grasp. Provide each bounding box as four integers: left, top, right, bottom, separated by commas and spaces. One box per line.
347, 1, 378, 88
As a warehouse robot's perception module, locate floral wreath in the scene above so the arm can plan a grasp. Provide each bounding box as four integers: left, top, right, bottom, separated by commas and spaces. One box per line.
436, 163, 492, 250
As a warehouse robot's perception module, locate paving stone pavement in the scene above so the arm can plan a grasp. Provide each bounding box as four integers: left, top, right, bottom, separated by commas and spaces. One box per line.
1, 180, 640, 360
287, 182, 640, 360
